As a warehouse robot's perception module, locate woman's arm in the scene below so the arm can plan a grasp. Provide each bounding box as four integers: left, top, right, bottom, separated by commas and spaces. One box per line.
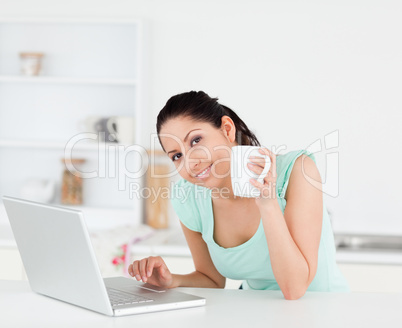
172, 222, 226, 288
129, 222, 226, 289
251, 152, 323, 300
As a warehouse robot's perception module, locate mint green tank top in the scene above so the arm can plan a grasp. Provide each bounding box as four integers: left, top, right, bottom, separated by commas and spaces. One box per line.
170, 149, 350, 292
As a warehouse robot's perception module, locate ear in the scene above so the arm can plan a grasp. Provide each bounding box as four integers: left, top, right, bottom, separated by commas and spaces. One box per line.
220, 115, 236, 143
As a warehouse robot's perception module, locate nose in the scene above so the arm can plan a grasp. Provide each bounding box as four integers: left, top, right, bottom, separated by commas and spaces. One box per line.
187, 157, 201, 176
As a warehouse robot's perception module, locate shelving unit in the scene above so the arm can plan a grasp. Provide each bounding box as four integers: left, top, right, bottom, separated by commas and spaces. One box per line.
0, 75, 139, 86
0, 18, 146, 229
0, 139, 101, 150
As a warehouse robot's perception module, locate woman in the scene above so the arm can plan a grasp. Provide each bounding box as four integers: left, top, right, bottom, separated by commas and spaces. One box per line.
128, 91, 349, 300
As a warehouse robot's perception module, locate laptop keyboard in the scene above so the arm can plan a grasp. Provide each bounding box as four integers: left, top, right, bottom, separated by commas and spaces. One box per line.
107, 288, 154, 306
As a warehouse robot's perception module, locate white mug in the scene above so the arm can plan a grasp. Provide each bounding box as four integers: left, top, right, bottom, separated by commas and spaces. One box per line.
230, 146, 271, 198
107, 116, 135, 145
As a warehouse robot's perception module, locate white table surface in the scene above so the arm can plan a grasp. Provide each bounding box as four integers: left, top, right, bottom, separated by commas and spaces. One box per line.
1, 280, 402, 328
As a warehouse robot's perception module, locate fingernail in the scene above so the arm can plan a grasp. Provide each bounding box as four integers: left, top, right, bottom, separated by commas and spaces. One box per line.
147, 271, 151, 277
135, 275, 141, 280
142, 276, 147, 282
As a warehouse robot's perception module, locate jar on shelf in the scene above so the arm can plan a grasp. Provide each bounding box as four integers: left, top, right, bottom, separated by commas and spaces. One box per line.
145, 163, 170, 229
19, 52, 44, 76
61, 158, 85, 205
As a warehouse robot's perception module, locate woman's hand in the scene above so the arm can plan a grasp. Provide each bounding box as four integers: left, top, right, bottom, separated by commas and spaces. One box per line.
248, 147, 278, 208
128, 256, 174, 288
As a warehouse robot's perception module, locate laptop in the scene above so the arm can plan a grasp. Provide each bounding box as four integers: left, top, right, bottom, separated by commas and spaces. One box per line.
3, 196, 206, 316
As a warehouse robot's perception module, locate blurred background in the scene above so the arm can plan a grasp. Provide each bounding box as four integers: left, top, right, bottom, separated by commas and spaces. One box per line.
0, 0, 401, 291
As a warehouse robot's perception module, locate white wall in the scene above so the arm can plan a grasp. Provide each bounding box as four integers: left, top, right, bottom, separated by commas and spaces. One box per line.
1, 0, 401, 234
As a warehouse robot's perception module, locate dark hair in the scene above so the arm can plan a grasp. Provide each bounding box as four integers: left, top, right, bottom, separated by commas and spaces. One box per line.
156, 91, 260, 151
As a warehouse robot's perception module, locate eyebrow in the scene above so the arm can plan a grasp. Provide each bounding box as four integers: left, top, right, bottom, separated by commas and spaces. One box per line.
167, 129, 201, 155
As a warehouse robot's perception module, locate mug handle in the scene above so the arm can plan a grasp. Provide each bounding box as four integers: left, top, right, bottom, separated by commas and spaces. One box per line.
106, 117, 118, 134
256, 154, 271, 184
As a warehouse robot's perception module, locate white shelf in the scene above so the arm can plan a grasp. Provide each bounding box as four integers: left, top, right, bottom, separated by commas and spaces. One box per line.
0, 18, 145, 225
0, 17, 142, 25
0, 75, 138, 86
0, 139, 112, 150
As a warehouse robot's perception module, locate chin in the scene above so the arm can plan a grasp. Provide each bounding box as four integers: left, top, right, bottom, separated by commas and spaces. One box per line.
195, 176, 229, 191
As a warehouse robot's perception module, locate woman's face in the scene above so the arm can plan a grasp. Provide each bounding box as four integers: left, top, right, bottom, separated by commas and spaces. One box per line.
159, 115, 237, 190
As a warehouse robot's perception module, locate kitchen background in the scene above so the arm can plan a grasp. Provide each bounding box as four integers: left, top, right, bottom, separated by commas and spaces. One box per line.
0, 0, 401, 290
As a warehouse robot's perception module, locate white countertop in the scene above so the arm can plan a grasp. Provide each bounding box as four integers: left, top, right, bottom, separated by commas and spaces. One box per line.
0, 223, 16, 248
1, 280, 402, 327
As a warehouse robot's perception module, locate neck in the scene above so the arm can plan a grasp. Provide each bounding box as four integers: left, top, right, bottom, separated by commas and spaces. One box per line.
210, 181, 252, 203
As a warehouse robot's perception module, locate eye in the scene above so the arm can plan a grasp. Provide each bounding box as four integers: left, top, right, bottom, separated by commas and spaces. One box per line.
191, 136, 202, 146
171, 136, 202, 162
172, 153, 182, 162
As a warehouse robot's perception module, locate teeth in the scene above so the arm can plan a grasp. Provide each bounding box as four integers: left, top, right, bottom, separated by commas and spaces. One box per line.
196, 165, 211, 177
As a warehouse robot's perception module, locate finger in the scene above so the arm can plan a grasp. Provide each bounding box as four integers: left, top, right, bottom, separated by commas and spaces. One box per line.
132, 261, 141, 281
145, 256, 157, 277
247, 162, 263, 174
250, 177, 265, 188
156, 256, 169, 277
259, 148, 276, 178
248, 157, 266, 169
250, 178, 274, 199
258, 147, 272, 159
139, 259, 149, 282
248, 156, 266, 164
128, 263, 133, 276
155, 257, 171, 283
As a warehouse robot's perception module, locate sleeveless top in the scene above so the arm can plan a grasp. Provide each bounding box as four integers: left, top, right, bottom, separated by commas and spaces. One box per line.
170, 149, 350, 292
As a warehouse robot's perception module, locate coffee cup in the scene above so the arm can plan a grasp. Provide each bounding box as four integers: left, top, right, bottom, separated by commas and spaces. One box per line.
107, 116, 135, 145
95, 117, 117, 142
78, 116, 119, 142
230, 145, 271, 198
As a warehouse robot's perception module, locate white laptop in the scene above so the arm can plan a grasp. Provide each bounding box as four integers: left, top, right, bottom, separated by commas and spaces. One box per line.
3, 196, 206, 316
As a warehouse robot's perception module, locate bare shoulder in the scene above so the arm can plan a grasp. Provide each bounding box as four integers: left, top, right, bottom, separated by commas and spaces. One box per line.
296, 154, 321, 179
285, 155, 322, 200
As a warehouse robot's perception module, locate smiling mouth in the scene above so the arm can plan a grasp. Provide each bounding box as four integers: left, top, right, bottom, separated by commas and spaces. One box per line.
195, 164, 212, 178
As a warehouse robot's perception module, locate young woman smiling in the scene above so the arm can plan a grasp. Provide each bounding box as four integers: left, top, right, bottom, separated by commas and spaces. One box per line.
128, 91, 349, 300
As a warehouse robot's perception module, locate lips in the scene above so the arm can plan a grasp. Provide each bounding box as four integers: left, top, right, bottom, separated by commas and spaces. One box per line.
195, 164, 212, 178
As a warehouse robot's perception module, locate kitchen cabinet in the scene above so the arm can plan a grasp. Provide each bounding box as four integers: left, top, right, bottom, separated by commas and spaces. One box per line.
338, 263, 402, 293
0, 18, 147, 229
0, 248, 26, 280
